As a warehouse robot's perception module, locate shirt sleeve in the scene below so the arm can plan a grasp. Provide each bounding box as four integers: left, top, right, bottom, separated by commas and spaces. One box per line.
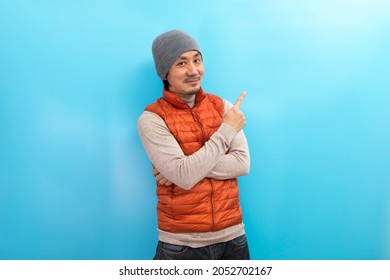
137, 111, 237, 190
206, 99, 250, 179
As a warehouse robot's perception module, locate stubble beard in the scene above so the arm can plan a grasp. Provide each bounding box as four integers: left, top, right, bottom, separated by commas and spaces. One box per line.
186, 85, 200, 95
184, 76, 202, 95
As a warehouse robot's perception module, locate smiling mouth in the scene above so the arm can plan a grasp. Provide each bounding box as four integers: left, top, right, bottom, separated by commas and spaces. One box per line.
184, 77, 201, 83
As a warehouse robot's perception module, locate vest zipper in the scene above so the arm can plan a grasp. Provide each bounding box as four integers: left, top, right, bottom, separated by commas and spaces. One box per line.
190, 107, 214, 230
190, 108, 206, 145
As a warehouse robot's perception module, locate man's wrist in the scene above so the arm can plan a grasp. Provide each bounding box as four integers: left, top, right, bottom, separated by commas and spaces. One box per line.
218, 123, 237, 143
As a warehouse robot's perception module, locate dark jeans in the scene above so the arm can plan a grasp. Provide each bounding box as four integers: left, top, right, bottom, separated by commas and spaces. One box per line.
153, 234, 250, 260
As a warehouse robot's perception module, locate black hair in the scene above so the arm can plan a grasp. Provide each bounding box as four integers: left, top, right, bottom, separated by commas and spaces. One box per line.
163, 79, 170, 91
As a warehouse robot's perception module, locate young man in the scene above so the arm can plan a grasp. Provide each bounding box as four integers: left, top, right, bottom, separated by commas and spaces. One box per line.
137, 30, 250, 260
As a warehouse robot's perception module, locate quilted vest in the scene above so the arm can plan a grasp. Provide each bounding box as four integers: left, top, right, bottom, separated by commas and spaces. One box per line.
145, 88, 243, 233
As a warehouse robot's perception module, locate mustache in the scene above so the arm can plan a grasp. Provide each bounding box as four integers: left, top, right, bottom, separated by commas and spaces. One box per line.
184, 76, 201, 82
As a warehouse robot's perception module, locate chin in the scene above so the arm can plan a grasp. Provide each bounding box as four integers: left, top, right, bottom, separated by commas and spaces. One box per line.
187, 85, 201, 94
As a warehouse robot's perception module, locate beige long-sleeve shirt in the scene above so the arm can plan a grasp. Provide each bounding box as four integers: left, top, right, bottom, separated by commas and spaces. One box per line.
137, 93, 250, 248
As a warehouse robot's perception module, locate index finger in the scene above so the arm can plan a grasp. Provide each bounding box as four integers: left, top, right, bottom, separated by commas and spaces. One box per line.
233, 91, 246, 109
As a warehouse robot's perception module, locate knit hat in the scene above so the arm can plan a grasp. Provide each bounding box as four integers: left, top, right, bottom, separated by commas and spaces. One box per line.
152, 30, 201, 80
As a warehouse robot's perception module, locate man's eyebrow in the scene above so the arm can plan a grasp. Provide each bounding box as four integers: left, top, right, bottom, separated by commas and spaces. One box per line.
177, 52, 201, 60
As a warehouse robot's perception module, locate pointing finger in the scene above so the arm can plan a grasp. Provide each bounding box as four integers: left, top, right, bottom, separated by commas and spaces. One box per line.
233, 91, 246, 109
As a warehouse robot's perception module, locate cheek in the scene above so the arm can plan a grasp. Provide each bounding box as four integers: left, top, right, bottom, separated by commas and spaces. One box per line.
198, 66, 205, 76
167, 72, 184, 89
168, 70, 184, 80
167, 75, 179, 86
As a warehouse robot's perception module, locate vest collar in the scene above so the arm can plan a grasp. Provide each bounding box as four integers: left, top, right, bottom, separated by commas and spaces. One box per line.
162, 87, 206, 109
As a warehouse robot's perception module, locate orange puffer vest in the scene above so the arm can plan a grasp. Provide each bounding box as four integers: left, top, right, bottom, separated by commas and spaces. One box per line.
145, 88, 243, 233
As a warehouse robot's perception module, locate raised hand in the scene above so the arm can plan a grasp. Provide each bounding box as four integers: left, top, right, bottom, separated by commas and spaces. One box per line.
222, 91, 246, 132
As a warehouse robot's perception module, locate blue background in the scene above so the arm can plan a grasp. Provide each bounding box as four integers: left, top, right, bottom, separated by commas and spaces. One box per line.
1, 0, 389, 260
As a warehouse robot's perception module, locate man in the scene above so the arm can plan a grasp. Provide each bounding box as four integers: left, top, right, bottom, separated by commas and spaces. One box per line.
137, 30, 250, 260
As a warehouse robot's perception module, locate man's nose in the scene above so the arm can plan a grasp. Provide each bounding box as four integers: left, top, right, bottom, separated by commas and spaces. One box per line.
187, 62, 198, 76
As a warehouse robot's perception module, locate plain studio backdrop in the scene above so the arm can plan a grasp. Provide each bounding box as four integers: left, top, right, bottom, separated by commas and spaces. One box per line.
0, 0, 389, 260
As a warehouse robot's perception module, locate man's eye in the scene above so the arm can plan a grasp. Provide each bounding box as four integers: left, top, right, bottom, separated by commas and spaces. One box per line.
177, 62, 185, 66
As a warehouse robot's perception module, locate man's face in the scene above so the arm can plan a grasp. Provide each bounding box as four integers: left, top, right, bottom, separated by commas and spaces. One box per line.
166, 50, 204, 95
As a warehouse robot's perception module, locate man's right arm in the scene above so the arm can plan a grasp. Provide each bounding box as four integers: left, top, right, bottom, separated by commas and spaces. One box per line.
206, 98, 250, 180
137, 111, 237, 190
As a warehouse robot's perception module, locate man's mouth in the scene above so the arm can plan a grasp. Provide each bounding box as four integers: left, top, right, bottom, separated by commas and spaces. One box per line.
184, 77, 200, 83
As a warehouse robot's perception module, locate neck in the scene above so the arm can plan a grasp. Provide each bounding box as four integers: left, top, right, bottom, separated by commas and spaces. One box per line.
162, 87, 204, 109
175, 92, 196, 108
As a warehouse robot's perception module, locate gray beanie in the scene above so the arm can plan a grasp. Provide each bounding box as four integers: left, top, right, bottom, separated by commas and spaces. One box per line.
152, 30, 201, 80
